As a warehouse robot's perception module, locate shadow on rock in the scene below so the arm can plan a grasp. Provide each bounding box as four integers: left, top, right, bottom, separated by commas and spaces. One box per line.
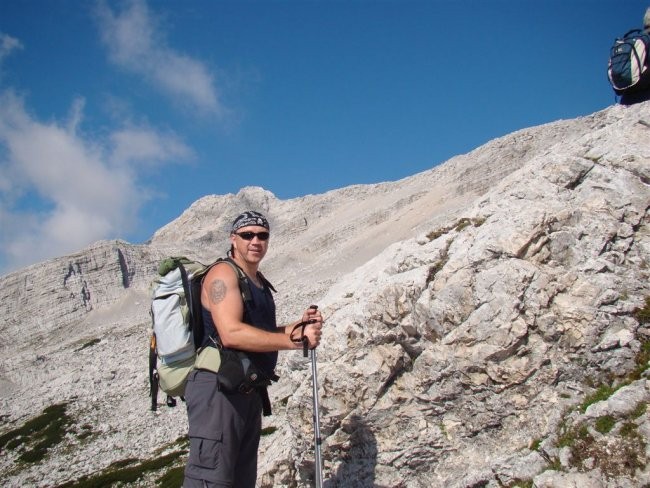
324, 414, 392, 488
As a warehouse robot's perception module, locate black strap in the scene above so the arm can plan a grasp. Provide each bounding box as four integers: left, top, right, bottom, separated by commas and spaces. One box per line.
149, 335, 159, 412
622, 28, 646, 39
176, 261, 205, 350
259, 387, 272, 416
220, 257, 277, 298
257, 271, 277, 293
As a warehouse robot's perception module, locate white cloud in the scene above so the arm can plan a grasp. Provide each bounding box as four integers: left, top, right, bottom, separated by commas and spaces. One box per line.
109, 126, 192, 167
0, 32, 23, 64
0, 90, 192, 274
0, 4, 205, 275
95, 0, 222, 115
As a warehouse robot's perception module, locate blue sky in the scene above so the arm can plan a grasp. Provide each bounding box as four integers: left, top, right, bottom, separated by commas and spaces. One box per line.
0, 0, 647, 275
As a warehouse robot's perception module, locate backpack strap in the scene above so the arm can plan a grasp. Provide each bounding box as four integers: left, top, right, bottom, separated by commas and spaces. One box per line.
210, 257, 252, 303
258, 271, 277, 293
214, 257, 277, 302
175, 260, 204, 350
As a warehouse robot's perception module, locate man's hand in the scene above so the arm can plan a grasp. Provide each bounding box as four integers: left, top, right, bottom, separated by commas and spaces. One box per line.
302, 306, 323, 349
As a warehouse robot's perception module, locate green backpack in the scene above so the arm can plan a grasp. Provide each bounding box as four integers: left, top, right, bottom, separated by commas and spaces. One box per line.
148, 257, 214, 410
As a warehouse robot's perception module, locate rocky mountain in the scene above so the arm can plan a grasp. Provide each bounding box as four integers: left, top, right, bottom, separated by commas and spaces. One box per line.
1, 101, 649, 488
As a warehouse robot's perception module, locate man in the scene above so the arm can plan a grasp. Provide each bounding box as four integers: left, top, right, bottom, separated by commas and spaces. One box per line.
184, 210, 323, 488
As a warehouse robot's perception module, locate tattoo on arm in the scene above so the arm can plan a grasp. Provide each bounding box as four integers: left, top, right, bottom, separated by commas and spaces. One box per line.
209, 279, 227, 304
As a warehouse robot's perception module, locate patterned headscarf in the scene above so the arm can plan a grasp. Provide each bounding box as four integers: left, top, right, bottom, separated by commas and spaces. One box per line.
231, 211, 270, 233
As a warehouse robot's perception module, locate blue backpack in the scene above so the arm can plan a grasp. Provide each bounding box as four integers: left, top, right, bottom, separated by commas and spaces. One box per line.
608, 29, 650, 95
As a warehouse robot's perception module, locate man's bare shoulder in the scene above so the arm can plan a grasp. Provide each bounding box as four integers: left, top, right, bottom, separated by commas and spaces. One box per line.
205, 260, 239, 284
202, 261, 241, 307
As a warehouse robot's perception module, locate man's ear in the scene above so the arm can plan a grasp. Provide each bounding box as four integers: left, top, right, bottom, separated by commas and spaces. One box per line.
229, 235, 237, 258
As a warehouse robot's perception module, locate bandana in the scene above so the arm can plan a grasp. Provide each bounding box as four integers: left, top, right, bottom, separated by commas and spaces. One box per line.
231, 211, 270, 233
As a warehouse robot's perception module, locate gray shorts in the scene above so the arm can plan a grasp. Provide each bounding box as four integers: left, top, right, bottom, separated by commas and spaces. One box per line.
183, 369, 263, 488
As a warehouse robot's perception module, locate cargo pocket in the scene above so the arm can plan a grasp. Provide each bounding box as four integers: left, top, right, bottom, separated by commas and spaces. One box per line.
186, 370, 220, 423
186, 432, 224, 482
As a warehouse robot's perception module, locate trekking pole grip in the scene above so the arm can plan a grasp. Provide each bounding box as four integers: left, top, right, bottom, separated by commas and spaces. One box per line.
306, 305, 319, 357
290, 319, 317, 357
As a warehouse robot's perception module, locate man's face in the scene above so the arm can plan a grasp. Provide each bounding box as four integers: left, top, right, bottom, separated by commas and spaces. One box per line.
231, 225, 270, 264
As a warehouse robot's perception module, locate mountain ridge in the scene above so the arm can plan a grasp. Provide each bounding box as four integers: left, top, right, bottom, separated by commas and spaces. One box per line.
1, 102, 649, 487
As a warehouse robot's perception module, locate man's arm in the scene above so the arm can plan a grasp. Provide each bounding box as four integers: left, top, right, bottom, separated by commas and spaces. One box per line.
201, 263, 317, 352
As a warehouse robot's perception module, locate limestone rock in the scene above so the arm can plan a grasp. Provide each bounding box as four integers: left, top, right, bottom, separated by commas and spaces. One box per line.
1, 102, 649, 487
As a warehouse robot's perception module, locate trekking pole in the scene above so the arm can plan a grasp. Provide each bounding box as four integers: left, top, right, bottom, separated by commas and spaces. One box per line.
309, 346, 324, 488
298, 305, 324, 488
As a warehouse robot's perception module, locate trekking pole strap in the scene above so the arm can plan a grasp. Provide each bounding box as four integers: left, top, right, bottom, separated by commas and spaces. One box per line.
289, 319, 317, 357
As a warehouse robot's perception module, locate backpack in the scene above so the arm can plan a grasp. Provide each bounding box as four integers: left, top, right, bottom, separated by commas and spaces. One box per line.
607, 29, 650, 95
148, 257, 213, 411
148, 256, 278, 411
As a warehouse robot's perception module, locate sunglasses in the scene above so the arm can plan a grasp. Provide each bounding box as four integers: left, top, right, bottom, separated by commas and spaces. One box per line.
234, 231, 270, 241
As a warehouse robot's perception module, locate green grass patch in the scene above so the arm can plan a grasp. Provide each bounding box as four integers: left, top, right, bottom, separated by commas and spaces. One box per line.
426, 229, 445, 241
152, 436, 188, 457
634, 296, 650, 324
261, 426, 277, 436
594, 415, 616, 434
547, 457, 563, 471
0, 403, 71, 464
107, 458, 140, 469
156, 465, 185, 487
620, 421, 639, 438
580, 385, 617, 413
631, 402, 647, 419
508, 480, 533, 488
454, 218, 473, 232
54, 450, 187, 488
569, 425, 646, 477
473, 217, 486, 227
426, 217, 486, 242
631, 340, 650, 380
557, 421, 589, 448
